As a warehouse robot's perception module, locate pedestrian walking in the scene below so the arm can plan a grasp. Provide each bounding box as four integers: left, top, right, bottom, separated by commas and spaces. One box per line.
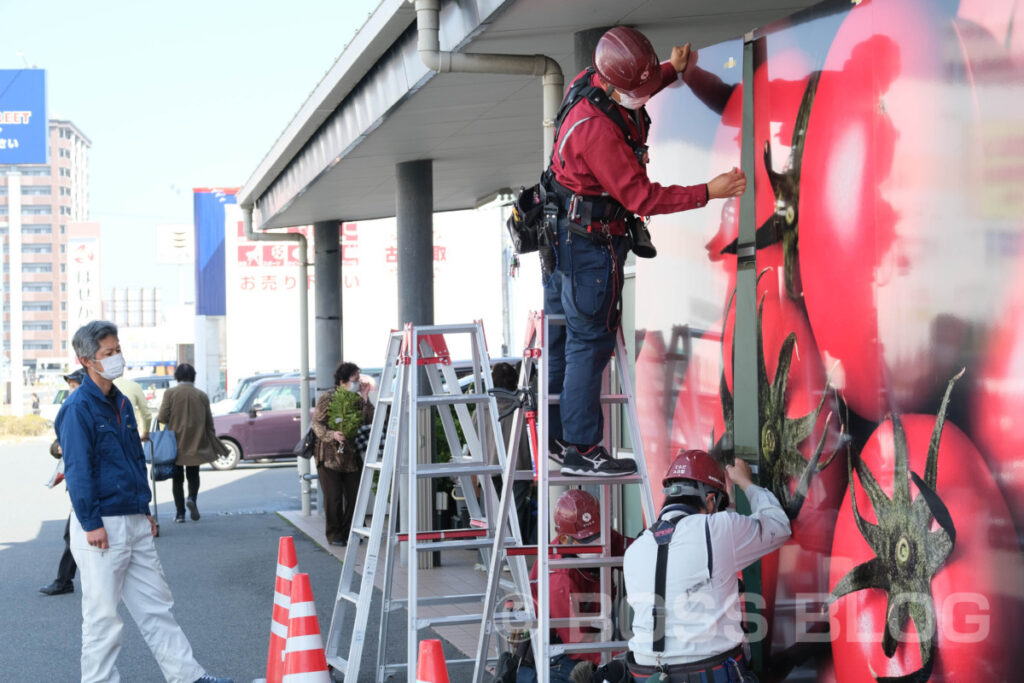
311, 361, 374, 546
39, 369, 84, 597
57, 320, 231, 683
114, 375, 153, 440
157, 363, 229, 524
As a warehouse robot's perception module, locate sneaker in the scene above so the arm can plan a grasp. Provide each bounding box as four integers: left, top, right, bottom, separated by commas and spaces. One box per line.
186, 497, 200, 521
549, 438, 569, 465
174, 514, 185, 524
560, 445, 637, 477
39, 580, 74, 596
193, 676, 233, 683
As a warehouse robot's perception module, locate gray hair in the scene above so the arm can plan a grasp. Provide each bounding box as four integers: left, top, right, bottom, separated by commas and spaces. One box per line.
72, 320, 119, 361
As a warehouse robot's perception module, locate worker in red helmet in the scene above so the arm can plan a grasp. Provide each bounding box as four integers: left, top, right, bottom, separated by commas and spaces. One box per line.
546, 26, 746, 478
514, 490, 630, 682
621, 451, 790, 682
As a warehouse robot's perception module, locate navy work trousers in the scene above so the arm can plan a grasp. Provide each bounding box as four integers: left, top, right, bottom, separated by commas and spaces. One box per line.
543, 218, 628, 447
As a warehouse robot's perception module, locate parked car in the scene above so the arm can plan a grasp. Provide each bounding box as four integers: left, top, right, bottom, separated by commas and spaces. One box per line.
131, 375, 177, 411
211, 377, 315, 470
210, 372, 285, 415
40, 388, 70, 424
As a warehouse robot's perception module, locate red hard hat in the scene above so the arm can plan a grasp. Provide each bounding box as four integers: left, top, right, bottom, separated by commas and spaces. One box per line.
554, 490, 601, 540
663, 449, 730, 507
594, 27, 661, 99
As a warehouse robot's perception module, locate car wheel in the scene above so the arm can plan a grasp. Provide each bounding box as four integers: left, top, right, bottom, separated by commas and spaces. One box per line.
212, 439, 241, 471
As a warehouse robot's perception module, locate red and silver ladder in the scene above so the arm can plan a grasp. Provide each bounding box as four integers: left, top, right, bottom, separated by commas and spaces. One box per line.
325, 321, 523, 681
473, 311, 657, 683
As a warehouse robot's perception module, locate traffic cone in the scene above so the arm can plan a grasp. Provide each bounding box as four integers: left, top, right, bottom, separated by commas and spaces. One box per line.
282, 572, 331, 682
266, 536, 300, 683
415, 639, 450, 683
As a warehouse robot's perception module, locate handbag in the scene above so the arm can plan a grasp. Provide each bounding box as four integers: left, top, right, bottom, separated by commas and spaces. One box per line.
295, 425, 317, 459
146, 425, 178, 466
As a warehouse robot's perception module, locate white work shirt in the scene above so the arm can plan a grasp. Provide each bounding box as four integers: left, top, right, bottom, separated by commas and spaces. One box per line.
623, 485, 791, 665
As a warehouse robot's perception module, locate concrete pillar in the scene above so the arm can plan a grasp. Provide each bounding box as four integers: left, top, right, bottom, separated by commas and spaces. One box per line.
314, 220, 342, 396
396, 160, 434, 328
574, 27, 613, 74
396, 159, 434, 571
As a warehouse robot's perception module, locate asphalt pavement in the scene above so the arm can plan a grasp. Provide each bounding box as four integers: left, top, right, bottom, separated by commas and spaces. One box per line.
0, 437, 460, 682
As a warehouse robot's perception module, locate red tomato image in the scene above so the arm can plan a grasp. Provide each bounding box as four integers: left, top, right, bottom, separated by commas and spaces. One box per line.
635, 329, 672, 510
971, 254, 1024, 537
799, 0, 980, 421
829, 374, 1024, 681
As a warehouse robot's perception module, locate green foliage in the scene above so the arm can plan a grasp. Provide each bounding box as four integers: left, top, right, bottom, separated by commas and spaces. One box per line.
0, 414, 51, 437
326, 388, 363, 440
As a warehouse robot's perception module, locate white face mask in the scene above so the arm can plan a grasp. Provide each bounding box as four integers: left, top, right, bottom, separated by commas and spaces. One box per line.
94, 353, 125, 381
347, 381, 361, 393
616, 92, 650, 110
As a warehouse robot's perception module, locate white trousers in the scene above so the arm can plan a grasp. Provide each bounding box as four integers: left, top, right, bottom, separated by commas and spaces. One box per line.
70, 514, 206, 683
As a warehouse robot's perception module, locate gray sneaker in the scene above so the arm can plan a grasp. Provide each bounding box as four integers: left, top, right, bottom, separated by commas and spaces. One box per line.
549, 438, 569, 465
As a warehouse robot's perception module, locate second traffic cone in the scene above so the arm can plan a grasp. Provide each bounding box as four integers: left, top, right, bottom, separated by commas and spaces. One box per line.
415, 639, 450, 683
266, 536, 300, 683
282, 572, 331, 682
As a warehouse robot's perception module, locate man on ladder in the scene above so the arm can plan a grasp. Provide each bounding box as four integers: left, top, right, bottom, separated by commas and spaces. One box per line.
542, 26, 746, 476
622, 450, 790, 682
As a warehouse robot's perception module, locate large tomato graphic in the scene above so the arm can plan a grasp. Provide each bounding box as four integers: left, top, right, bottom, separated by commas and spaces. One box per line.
829, 373, 1024, 681
971, 253, 1024, 537
635, 329, 671, 510
799, 0, 983, 421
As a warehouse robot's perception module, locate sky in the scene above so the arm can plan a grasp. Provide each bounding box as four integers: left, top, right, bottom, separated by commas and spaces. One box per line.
0, 0, 381, 305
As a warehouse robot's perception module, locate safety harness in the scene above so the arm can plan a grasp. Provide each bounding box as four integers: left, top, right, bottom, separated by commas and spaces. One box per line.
649, 504, 712, 654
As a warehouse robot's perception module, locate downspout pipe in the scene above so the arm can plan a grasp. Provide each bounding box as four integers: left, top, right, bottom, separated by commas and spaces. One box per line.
415, 0, 563, 170
242, 206, 314, 517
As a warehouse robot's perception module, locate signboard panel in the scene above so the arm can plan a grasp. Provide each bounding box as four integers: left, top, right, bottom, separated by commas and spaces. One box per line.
0, 69, 47, 164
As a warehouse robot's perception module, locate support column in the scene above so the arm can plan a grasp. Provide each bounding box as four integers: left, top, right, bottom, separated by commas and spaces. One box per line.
314, 220, 342, 396
396, 159, 434, 571
396, 160, 434, 328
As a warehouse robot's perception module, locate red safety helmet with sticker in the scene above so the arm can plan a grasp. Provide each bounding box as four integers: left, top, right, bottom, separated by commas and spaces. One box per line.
663, 449, 730, 508
594, 26, 661, 99
554, 489, 601, 540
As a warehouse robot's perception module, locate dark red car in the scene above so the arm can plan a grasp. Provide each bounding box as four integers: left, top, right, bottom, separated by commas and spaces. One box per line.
211, 377, 315, 470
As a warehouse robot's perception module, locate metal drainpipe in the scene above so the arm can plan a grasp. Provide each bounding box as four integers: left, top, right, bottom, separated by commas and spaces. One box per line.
242, 206, 314, 516
415, 0, 563, 169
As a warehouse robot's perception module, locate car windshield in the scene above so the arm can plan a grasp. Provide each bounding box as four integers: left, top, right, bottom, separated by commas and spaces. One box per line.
232, 381, 264, 413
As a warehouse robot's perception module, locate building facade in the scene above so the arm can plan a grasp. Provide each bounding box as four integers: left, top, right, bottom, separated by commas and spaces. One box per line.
1, 119, 91, 375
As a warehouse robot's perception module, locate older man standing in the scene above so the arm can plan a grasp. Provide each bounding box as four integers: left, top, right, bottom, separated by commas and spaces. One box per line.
56, 320, 231, 683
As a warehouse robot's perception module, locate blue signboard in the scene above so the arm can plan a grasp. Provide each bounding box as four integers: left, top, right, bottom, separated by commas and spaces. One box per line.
0, 69, 47, 164
193, 188, 236, 316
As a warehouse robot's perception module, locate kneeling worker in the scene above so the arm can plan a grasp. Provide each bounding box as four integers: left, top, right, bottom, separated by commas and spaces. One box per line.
623, 450, 790, 682
518, 490, 629, 682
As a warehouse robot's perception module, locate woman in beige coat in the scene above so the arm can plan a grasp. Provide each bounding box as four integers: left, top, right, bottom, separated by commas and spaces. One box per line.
157, 363, 229, 523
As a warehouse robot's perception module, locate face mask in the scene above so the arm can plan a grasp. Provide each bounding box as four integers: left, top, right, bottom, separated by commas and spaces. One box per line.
348, 381, 361, 393
616, 92, 650, 110
94, 353, 125, 381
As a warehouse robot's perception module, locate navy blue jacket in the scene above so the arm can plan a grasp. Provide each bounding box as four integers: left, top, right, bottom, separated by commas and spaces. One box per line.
55, 373, 151, 531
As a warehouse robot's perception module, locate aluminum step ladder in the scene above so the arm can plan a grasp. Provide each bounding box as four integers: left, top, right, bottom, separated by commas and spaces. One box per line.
325, 321, 524, 682
473, 311, 657, 683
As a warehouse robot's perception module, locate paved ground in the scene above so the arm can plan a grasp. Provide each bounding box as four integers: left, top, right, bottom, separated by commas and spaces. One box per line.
0, 437, 461, 682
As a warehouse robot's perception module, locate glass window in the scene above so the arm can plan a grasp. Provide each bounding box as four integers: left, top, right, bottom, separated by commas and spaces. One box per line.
24, 341, 54, 350
0, 206, 7, 216
24, 321, 53, 331
23, 282, 53, 292
23, 205, 52, 215
18, 166, 51, 176
253, 384, 300, 411
0, 186, 7, 195
23, 301, 53, 312
23, 243, 52, 253
23, 224, 52, 234
22, 185, 51, 196
23, 262, 52, 273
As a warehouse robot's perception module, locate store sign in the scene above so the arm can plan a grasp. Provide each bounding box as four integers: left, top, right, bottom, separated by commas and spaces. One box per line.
67, 236, 101, 356
0, 69, 47, 164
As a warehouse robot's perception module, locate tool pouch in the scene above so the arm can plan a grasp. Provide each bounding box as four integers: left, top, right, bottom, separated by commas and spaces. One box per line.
627, 215, 657, 258
538, 205, 558, 279
506, 183, 547, 254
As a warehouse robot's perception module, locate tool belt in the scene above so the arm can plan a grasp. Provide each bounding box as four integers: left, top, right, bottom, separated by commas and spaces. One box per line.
627, 646, 747, 683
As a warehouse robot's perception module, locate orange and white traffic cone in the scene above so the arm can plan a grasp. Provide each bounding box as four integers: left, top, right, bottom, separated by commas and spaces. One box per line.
282, 572, 331, 682
415, 639, 450, 683
266, 536, 300, 683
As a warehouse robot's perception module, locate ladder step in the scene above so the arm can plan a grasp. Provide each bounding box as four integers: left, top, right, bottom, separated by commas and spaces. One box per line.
396, 527, 489, 542
549, 472, 644, 485
548, 394, 629, 405
326, 655, 347, 674
555, 640, 629, 655
415, 462, 503, 477
415, 613, 485, 628
391, 594, 485, 608
351, 526, 372, 538
417, 393, 492, 406
377, 396, 394, 405
381, 657, 488, 674
337, 589, 359, 604
549, 556, 624, 569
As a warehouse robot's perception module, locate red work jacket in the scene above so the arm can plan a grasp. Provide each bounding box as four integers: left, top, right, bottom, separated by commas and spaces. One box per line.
551, 64, 710, 234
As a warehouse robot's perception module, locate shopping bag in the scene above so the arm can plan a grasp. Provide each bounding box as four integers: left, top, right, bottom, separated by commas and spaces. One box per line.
146, 426, 178, 466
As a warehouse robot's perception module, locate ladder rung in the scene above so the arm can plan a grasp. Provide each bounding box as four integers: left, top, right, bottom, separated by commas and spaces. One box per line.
397, 528, 489, 542
365, 462, 383, 471
381, 657, 485, 673
391, 594, 485, 608
549, 555, 624, 569
351, 526, 372, 538
377, 396, 394, 405
417, 393, 492, 406
410, 323, 482, 334
550, 616, 612, 628
415, 613, 485, 628
548, 473, 643, 486
337, 589, 359, 604
415, 462, 503, 477
547, 394, 628, 405
326, 655, 347, 674
555, 640, 628, 655
506, 544, 606, 557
